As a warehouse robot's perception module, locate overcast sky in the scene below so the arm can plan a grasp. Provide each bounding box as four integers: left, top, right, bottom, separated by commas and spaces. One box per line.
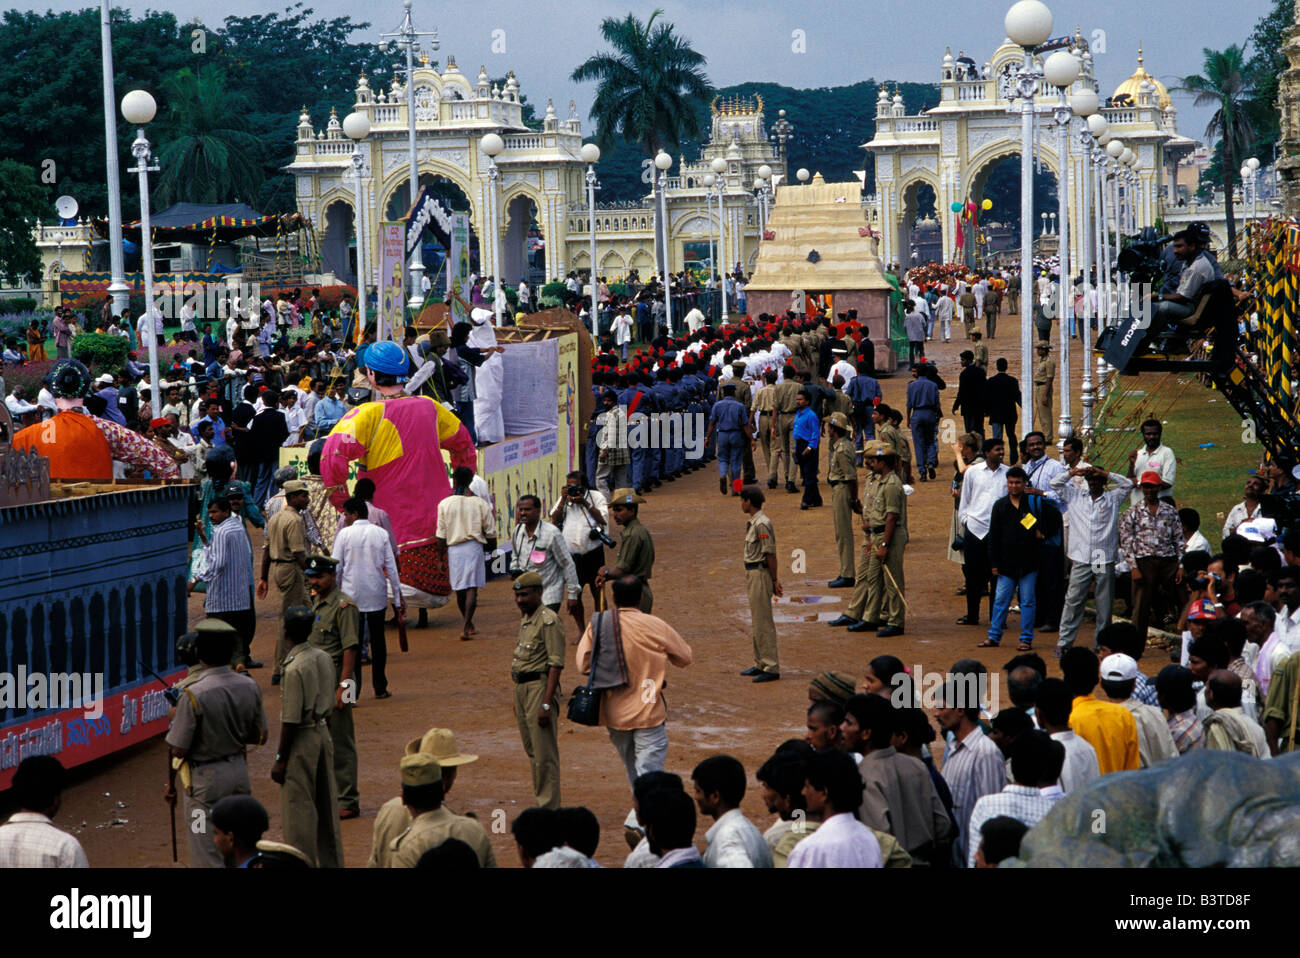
30, 0, 1282, 157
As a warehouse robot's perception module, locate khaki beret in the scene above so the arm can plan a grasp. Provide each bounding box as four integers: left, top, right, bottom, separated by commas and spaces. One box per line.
513, 571, 544, 590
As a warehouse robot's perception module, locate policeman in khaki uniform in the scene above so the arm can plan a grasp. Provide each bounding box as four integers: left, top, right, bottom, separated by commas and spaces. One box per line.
368, 727, 484, 867
739, 486, 782, 683
385, 754, 496, 868
303, 554, 362, 819
970, 330, 989, 370
260, 479, 309, 682
770, 372, 801, 492
511, 571, 565, 809
164, 618, 267, 868
830, 442, 907, 636
1034, 342, 1055, 433
859, 443, 908, 637
271, 605, 343, 867
752, 370, 778, 484
825, 412, 859, 588
600, 488, 654, 613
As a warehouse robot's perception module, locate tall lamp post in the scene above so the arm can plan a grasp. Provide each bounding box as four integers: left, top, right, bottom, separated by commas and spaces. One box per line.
769, 109, 794, 168
1070, 84, 1099, 435
703, 171, 718, 321
711, 156, 729, 323
344, 111, 371, 343
380, 0, 440, 311
122, 89, 161, 417
481, 133, 505, 328
101, 0, 129, 318
1044, 48, 1079, 447
1004, 0, 1053, 436
655, 150, 675, 334
581, 142, 601, 333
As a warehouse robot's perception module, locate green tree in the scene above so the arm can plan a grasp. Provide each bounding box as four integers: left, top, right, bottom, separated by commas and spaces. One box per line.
153, 65, 263, 205
1245, 0, 1292, 163
570, 9, 712, 157
0, 159, 45, 286
1179, 45, 1257, 254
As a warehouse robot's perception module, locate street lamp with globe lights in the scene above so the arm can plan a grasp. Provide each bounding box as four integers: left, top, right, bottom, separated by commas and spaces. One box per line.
343, 110, 372, 341
379, 0, 440, 311
710, 156, 729, 322
580, 142, 601, 334
122, 88, 162, 412
703, 171, 718, 315
797, 168, 810, 183
480, 132, 505, 327
654, 150, 675, 333
756, 163, 773, 235
1044, 46, 1078, 446
1069, 83, 1099, 435
1004, 0, 1054, 435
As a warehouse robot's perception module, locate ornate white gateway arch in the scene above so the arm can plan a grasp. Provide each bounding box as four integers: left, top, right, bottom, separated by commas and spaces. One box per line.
865, 38, 1188, 269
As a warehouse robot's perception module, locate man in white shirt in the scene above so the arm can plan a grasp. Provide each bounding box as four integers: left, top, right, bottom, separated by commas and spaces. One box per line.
934, 293, 955, 342
5, 386, 39, 419
509, 495, 581, 616
1052, 467, 1133, 650
280, 389, 308, 445
548, 471, 610, 633
1036, 677, 1100, 793
333, 496, 404, 699
0, 755, 89, 868
682, 305, 706, 333
957, 437, 1009, 626
612, 308, 634, 361
1128, 418, 1176, 505
692, 755, 772, 867
787, 750, 883, 868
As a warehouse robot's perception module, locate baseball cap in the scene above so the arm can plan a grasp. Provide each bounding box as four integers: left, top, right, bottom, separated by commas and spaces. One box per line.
1100, 653, 1139, 682
1188, 599, 1218, 621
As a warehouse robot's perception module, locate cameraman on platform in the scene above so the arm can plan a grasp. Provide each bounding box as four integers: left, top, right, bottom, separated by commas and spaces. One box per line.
550, 470, 612, 634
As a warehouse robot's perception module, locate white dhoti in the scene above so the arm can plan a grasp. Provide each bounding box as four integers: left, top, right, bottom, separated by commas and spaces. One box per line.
447, 539, 487, 591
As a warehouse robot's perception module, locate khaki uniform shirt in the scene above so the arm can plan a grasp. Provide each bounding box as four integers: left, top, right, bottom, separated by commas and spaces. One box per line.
723, 378, 752, 411
1034, 356, 1056, 386
512, 606, 566, 674
869, 472, 909, 545
390, 805, 497, 868
280, 642, 336, 725
615, 517, 655, 581
743, 509, 776, 563
753, 384, 776, 414
878, 423, 909, 470
828, 437, 857, 482
266, 506, 307, 561
166, 665, 266, 761
309, 588, 361, 674
972, 342, 988, 369
859, 472, 882, 531
772, 380, 800, 414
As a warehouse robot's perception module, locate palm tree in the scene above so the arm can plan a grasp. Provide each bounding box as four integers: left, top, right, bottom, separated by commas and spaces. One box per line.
152, 65, 264, 207
570, 9, 712, 157
1178, 45, 1257, 255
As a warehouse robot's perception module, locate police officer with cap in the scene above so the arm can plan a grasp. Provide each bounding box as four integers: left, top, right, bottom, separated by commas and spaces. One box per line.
1034, 342, 1055, 434
303, 554, 363, 820
386, 753, 496, 867
271, 604, 344, 867
511, 571, 565, 809
597, 488, 655, 613
164, 618, 267, 868
825, 411, 859, 588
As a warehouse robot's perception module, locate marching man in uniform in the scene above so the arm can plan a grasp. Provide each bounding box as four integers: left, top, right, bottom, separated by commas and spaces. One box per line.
739, 487, 782, 683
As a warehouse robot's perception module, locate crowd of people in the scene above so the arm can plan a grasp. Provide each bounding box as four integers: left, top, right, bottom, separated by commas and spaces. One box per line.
6, 241, 1300, 872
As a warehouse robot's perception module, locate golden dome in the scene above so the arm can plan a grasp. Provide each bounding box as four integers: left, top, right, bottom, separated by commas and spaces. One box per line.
1112, 45, 1171, 110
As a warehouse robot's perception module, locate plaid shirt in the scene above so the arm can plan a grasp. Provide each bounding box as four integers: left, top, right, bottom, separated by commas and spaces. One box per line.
0, 812, 89, 867
940, 726, 1007, 866
966, 784, 1063, 867
1167, 709, 1205, 754
1133, 673, 1159, 707
597, 406, 631, 467
1118, 499, 1184, 566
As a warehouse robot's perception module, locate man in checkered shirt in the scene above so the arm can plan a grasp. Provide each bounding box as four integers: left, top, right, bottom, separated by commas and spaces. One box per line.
0, 756, 88, 868
965, 729, 1065, 867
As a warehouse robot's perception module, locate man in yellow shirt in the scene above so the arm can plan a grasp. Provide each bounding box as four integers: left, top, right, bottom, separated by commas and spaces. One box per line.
1062, 647, 1140, 774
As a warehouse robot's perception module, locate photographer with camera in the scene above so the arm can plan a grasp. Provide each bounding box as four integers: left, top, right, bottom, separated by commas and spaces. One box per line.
550, 471, 612, 635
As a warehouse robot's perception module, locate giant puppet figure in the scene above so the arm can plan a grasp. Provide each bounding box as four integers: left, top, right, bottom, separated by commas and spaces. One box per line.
320, 341, 477, 607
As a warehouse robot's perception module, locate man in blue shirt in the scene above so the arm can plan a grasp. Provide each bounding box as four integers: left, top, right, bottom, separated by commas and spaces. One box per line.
309, 382, 348, 439
193, 399, 229, 448
705, 382, 751, 496
906, 362, 942, 482
845, 361, 882, 465
793, 388, 822, 510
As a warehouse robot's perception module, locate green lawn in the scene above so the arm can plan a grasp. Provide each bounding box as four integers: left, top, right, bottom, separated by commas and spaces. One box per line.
1089, 369, 1258, 551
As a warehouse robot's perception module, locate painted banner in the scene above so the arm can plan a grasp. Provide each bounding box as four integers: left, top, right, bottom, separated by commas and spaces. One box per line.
380, 222, 405, 343
449, 212, 471, 326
